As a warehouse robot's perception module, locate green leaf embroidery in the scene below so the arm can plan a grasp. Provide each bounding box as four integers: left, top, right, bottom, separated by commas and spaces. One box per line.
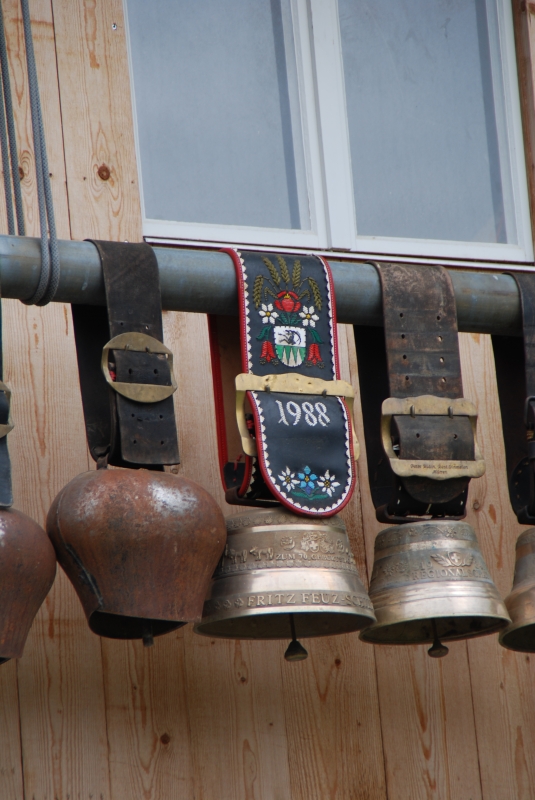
256, 325, 272, 341
309, 328, 323, 343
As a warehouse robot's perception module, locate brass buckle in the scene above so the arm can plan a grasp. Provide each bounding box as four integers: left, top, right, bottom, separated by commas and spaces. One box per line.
381, 395, 485, 480
235, 372, 359, 459
101, 332, 177, 403
0, 381, 13, 438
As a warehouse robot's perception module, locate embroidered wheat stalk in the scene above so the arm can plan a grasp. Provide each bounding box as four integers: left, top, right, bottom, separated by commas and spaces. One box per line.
277, 255, 291, 285
262, 257, 281, 286
308, 277, 322, 311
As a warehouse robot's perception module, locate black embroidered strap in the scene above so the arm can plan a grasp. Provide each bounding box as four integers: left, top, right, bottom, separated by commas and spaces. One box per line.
0, 296, 12, 508
71, 241, 179, 469
212, 249, 357, 517
355, 263, 482, 523
493, 272, 535, 523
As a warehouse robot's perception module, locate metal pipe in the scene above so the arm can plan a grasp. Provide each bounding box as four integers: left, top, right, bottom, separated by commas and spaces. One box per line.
0, 234, 522, 335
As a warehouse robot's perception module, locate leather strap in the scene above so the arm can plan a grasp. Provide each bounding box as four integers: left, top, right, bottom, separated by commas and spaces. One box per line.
493, 272, 535, 523
210, 249, 356, 517
72, 241, 179, 469
355, 263, 473, 523
0, 297, 12, 508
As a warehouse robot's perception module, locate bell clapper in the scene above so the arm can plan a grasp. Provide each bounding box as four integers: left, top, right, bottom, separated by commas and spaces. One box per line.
427, 619, 449, 659
284, 614, 308, 662
142, 626, 154, 648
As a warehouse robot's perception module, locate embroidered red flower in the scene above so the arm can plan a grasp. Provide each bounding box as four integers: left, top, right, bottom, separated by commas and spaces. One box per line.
260, 340, 277, 364
275, 290, 301, 313
306, 343, 323, 367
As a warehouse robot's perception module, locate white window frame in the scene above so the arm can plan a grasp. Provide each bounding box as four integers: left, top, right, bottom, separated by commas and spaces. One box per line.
124, 0, 534, 264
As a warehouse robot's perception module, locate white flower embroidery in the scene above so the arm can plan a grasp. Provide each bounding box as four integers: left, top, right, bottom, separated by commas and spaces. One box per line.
278, 466, 299, 492
299, 305, 319, 328
317, 470, 340, 497
259, 303, 278, 325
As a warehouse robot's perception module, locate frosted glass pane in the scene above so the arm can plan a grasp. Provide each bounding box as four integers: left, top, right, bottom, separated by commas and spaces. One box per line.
339, 0, 516, 243
126, 0, 309, 230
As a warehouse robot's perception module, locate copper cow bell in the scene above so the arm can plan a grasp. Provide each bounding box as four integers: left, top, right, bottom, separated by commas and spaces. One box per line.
47, 468, 225, 641
500, 529, 535, 652
194, 507, 376, 645
360, 520, 510, 653
0, 508, 56, 662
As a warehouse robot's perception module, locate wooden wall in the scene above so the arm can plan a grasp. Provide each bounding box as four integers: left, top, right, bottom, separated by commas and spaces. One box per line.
0, 1, 534, 798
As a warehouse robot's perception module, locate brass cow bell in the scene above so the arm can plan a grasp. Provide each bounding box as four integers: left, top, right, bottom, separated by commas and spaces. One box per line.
500, 529, 535, 652
47, 468, 225, 641
194, 507, 376, 654
0, 508, 56, 662
360, 520, 510, 653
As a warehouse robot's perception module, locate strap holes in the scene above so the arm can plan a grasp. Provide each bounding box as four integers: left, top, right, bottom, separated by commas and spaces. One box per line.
160, 440, 165, 445
405, 375, 409, 381
401, 334, 406, 339
159, 414, 163, 419
399, 312, 404, 318
154, 369, 158, 374
437, 315, 441, 321
120, 322, 124, 326
453, 434, 458, 439
416, 433, 420, 438
131, 413, 135, 418
128, 368, 133, 374
133, 439, 137, 445
402, 354, 407, 360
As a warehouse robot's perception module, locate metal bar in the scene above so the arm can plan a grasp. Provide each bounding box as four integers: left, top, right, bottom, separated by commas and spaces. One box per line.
0, 234, 522, 335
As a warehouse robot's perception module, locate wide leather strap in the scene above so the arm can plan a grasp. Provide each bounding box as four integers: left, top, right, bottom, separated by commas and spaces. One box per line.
355, 262, 477, 523
0, 295, 12, 508
210, 249, 357, 517
492, 272, 535, 524
71, 241, 179, 469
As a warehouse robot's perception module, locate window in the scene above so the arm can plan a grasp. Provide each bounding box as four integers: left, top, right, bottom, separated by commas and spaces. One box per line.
124, 0, 533, 263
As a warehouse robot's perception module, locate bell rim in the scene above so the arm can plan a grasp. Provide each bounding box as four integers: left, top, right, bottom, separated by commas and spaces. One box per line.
498, 619, 535, 652
194, 605, 376, 640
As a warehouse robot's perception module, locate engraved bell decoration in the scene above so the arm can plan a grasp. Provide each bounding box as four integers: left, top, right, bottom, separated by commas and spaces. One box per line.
47, 468, 225, 643
499, 529, 535, 652
194, 507, 376, 656
359, 520, 510, 654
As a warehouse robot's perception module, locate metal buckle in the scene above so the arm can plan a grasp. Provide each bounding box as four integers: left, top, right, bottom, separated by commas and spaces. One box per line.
381, 395, 485, 480
0, 381, 13, 438
235, 372, 359, 459
101, 332, 177, 403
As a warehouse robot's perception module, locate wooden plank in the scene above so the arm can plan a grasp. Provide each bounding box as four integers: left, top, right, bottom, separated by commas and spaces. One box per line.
165, 310, 294, 800
0, 660, 24, 800
460, 332, 535, 800
279, 325, 387, 800
0, 1, 112, 798
346, 325, 483, 800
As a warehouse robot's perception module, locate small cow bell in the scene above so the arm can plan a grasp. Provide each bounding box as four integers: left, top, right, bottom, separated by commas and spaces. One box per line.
194, 507, 376, 643
0, 508, 56, 662
360, 520, 510, 651
499, 529, 535, 652
47, 468, 225, 640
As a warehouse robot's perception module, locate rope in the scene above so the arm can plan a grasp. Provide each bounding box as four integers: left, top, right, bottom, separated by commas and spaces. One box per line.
20, 0, 59, 306
0, 2, 24, 236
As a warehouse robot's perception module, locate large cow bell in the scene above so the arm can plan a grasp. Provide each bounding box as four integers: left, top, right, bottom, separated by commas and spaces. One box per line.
194, 507, 375, 657
499, 529, 535, 652
47, 468, 225, 641
359, 520, 510, 655
0, 508, 56, 662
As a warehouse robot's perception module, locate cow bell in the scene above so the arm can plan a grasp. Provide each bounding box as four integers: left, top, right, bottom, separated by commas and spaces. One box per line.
0, 507, 56, 662
359, 520, 510, 655
499, 529, 535, 652
47, 468, 225, 641
194, 507, 376, 654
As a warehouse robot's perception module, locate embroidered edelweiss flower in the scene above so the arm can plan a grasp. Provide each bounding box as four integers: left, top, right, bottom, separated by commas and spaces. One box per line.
278, 466, 299, 491
298, 465, 318, 494
259, 303, 279, 324
299, 305, 319, 327
317, 470, 340, 497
